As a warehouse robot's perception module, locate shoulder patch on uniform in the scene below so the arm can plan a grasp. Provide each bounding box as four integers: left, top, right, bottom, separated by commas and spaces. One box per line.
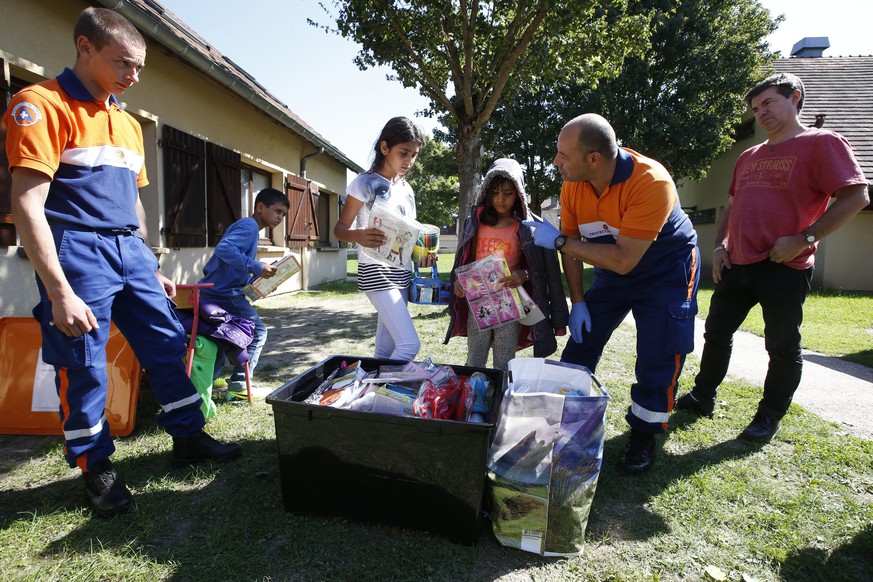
11, 102, 43, 127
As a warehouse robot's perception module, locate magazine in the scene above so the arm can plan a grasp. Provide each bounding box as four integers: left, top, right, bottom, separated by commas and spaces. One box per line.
361, 199, 420, 268
242, 254, 301, 301
456, 254, 540, 330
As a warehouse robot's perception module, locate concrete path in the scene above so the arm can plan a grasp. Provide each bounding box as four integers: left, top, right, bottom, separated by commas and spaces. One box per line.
689, 317, 873, 440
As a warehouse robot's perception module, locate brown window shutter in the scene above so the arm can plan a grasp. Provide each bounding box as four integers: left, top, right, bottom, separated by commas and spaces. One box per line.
285, 175, 319, 248
308, 181, 321, 242
206, 143, 242, 246
162, 126, 206, 248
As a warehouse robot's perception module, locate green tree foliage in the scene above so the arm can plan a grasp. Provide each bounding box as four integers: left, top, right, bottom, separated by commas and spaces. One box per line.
407, 138, 459, 228
487, 0, 780, 194
312, 1, 649, 221
484, 83, 567, 214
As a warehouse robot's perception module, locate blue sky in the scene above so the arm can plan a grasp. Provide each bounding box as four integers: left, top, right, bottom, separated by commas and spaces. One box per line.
157, 0, 873, 169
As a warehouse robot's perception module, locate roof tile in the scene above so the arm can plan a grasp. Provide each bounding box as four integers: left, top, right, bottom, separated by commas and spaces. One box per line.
774, 56, 873, 181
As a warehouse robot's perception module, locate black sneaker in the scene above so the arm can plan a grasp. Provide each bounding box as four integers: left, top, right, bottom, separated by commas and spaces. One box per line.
738, 412, 781, 442
675, 391, 715, 417
83, 459, 134, 518
171, 430, 242, 468
619, 429, 656, 475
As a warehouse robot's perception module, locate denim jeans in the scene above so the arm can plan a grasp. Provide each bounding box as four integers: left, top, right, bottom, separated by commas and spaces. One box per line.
201, 292, 267, 382
693, 260, 812, 419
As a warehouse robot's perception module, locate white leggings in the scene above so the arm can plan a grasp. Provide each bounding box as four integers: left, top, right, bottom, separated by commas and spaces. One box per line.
366, 287, 421, 361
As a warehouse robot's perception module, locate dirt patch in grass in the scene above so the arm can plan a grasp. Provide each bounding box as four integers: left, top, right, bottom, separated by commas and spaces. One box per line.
254, 290, 378, 385
0, 435, 57, 476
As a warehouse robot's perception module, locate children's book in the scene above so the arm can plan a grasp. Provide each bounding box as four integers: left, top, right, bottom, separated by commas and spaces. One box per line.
516, 285, 546, 326
361, 200, 421, 268
242, 254, 301, 301
455, 254, 540, 330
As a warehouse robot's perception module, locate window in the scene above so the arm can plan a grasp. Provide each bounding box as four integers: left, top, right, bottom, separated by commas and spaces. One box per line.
241, 167, 272, 245
317, 190, 332, 246
687, 208, 716, 225
1, 61, 30, 247
733, 118, 755, 141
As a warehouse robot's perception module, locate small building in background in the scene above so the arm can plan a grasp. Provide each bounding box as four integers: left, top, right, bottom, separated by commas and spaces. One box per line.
1, 0, 363, 318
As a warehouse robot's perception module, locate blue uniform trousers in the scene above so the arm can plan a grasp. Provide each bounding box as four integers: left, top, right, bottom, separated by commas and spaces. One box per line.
562, 247, 700, 433
35, 227, 205, 471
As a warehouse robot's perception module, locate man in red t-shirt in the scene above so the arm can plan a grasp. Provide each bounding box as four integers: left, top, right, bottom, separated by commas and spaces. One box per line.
676, 73, 869, 441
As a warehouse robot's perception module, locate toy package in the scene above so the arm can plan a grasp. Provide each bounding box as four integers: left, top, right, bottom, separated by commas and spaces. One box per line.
243, 254, 301, 301
362, 200, 420, 268
298, 357, 494, 423
455, 254, 538, 330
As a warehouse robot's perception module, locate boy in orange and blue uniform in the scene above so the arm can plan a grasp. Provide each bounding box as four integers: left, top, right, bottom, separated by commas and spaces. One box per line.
5, 7, 240, 518
525, 113, 699, 475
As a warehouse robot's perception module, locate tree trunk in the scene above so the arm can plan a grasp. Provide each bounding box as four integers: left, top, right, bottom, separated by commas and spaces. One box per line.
453, 132, 483, 235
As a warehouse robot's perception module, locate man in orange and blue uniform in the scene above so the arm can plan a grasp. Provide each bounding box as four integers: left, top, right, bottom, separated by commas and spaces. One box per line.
5, 7, 241, 518
524, 113, 700, 474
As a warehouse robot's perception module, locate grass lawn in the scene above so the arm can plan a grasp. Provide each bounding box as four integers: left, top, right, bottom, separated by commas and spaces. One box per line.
696, 283, 873, 368
350, 252, 873, 367
1, 278, 870, 581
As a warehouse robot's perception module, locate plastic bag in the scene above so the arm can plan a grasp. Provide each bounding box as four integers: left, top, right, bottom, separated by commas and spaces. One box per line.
413, 377, 461, 419
487, 358, 609, 557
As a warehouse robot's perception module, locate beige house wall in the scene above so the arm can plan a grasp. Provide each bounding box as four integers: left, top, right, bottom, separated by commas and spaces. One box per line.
2, 0, 353, 318
816, 212, 873, 291
678, 123, 872, 291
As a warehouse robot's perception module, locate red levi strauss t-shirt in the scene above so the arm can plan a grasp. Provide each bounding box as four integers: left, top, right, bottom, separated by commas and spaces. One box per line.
727, 128, 866, 270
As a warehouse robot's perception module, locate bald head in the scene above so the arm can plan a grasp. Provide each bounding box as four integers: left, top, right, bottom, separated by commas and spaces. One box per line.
563, 113, 618, 161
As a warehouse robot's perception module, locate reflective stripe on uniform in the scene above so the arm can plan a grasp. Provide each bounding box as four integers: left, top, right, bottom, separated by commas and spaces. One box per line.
161, 392, 203, 413
60, 145, 145, 174
631, 401, 671, 424
64, 414, 106, 440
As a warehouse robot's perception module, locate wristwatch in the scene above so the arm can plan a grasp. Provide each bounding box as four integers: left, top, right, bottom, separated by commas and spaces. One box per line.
554, 234, 568, 251
802, 231, 816, 244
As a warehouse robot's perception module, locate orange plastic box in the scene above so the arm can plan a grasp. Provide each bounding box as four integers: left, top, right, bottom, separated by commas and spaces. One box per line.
0, 317, 141, 436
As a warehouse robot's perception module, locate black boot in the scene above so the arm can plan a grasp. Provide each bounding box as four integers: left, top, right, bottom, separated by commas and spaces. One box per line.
738, 411, 781, 442
172, 430, 242, 468
619, 429, 656, 475
675, 391, 716, 418
83, 458, 134, 517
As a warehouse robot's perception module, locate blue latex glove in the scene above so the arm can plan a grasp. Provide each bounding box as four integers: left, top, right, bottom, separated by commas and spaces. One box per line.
521, 220, 560, 250
569, 301, 592, 344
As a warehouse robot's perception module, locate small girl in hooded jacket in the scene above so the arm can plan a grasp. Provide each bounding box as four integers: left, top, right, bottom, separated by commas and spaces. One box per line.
445, 158, 568, 370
